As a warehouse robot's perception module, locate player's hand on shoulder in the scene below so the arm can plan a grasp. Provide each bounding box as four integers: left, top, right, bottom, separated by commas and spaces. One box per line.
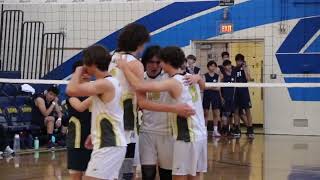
183, 74, 201, 85
175, 103, 196, 118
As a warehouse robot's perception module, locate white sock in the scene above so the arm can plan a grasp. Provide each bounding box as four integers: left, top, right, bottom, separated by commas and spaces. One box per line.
214, 126, 218, 132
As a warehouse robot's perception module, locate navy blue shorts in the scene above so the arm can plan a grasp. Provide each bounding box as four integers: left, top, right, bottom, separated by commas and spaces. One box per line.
221, 98, 235, 114
235, 88, 252, 109
203, 93, 222, 110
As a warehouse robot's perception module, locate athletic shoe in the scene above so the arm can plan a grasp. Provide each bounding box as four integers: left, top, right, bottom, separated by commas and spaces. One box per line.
57, 140, 66, 147
248, 133, 255, 139
4, 146, 15, 155
213, 130, 221, 137
246, 126, 255, 139
227, 129, 234, 138
233, 126, 241, 139
0, 151, 3, 157
47, 141, 56, 149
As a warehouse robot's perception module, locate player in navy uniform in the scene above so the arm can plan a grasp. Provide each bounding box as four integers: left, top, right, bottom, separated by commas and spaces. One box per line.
234, 54, 254, 139
66, 61, 92, 180
203, 61, 222, 137
186, 54, 200, 74
220, 60, 236, 137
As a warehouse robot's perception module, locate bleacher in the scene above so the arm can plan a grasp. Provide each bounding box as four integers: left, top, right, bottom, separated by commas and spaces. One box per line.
0, 83, 43, 148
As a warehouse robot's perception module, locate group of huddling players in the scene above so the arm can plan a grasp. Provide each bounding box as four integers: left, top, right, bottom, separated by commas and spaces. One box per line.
60, 23, 254, 180
201, 51, 254, 139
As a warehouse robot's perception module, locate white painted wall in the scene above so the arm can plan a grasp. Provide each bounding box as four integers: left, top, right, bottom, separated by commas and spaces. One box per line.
3, 3, 169, 64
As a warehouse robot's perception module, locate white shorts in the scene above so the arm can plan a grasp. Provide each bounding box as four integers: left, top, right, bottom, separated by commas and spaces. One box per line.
86, 146, 126, 179
172, 139, 207, 176
139, 132, 174, 170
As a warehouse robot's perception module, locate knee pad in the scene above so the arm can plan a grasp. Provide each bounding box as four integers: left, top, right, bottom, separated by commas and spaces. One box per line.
141, 165, 156, 180
121, 173, 134, 180
158, 167, 172, 180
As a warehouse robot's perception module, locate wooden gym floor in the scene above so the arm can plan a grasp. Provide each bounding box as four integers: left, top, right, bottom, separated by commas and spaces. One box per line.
0, 134, 320, 180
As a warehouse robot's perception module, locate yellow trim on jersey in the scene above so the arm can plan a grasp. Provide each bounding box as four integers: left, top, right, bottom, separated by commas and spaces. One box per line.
69, 116, 81, 148
121, 92, 138, 132
187, 117, 195, 142
147, 92, 161, 101
189, 85, 199, 102
169, 113, 178, 139
109, 67, 118, 76
121, 92, 135, 108
96, 113, 121, 147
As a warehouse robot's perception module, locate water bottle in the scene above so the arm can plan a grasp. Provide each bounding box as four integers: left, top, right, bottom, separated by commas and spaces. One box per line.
51, 135, 56, 149
13, 134, 20, 152
34, 137, 39, 150
51, 135, 56, 144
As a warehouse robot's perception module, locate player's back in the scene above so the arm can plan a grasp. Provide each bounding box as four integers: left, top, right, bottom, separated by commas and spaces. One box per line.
170, 73, 207, 142
109, 52, 140, 142
91, 76, 126, 150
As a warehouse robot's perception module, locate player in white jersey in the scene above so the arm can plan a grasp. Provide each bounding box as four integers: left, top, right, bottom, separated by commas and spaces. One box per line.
139, 45, 204, 180
140, 46, 173, 180
67, 45, 127, 180
109, 23, 196, 180
117, 46, 207, 180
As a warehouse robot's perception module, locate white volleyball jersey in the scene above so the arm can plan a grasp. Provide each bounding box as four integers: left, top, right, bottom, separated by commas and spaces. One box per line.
108, 52, 139, 143
91, 76, 127, 150
169, 73, 207, 142
140, 71, 171, 135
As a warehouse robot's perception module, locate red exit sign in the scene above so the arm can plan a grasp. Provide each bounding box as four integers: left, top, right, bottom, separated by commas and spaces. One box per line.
220, 23, 233, 34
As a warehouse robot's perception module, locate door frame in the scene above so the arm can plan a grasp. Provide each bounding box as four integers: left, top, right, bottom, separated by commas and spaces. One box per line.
192, 39, 265, 127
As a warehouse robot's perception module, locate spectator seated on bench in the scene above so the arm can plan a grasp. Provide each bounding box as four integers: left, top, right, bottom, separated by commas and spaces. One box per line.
31, 86, 66, 148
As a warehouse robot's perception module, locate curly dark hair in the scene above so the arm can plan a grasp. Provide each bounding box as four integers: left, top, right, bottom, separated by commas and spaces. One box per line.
117, 23, 150, 52
158, 46, 185, 69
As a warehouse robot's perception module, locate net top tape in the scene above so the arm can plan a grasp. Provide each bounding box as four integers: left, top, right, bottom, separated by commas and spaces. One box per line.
1, 78, 320, 88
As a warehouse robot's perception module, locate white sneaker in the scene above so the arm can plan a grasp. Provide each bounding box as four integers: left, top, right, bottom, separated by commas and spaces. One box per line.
4, 146, 14, 155
213, 130, 221, 137
0, 151, 3, 156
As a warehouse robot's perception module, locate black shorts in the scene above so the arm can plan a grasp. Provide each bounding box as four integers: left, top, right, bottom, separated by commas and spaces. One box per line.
203, 93, 221, 110
125, 143, 136, 158
222, 98, 235, 114
235, 88, 252, 109
33, 116, 59, 130
67, 148, 92, 171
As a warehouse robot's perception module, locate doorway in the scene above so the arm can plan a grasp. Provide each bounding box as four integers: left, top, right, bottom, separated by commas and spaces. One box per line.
194, 39, 264, 125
